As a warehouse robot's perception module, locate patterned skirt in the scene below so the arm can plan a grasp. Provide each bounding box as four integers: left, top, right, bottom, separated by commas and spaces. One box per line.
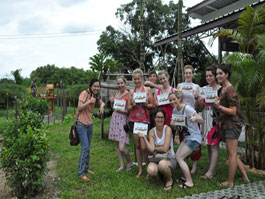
108, 110, 129, 145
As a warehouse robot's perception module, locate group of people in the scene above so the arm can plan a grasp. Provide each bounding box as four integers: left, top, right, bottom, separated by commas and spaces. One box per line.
75, 64, 250, 191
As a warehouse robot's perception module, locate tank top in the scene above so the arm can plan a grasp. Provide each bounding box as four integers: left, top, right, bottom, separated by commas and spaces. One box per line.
128, 86, 150, 124
157, 87, 174, 125
179, 83, 199, 108
153, 125, 175, 159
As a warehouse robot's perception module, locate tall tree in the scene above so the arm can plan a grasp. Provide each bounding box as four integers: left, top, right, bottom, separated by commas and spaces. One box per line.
97, 0, 208, 79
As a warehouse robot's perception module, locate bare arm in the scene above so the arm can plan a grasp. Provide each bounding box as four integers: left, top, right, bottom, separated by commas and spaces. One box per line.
139, 130, 155, 153
189, 112, 204, 124
127, 90, 135, 112
154, 126, 172, 153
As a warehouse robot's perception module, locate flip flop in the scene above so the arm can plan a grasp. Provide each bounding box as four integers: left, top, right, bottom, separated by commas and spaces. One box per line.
85, 170, 95, 175
164, 181, 173, 191
125, 164, 133, 171
116, 167, 125, 172
78, 176, 91, 182
176, 177, 186, 183
200, 174, 213, 179
179, 183, 193, 189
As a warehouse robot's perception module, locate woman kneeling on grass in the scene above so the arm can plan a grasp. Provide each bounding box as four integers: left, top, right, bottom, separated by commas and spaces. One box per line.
76, 78, 105, 182
138, 108, 176, 191
169, 91, 204, 189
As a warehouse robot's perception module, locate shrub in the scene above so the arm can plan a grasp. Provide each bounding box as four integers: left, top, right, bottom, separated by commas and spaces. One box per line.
19, 95, 49, 116
0, 111, 49, 198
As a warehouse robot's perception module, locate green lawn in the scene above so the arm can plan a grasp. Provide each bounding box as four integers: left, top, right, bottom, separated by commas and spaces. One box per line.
44, 116, 264, 199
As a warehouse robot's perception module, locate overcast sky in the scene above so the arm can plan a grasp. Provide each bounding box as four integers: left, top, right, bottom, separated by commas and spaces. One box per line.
0, 0, 211, 78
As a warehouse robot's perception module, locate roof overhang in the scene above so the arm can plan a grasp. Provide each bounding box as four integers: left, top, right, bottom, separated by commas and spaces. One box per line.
154, 0, 265, 48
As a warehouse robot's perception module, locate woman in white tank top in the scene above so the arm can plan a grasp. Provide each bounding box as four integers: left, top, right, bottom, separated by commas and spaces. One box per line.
139, 108, 176, 191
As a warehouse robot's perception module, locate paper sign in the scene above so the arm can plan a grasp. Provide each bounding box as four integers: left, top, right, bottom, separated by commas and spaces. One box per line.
200, 87, 212, 98
205, 91, 218, 103
157, 93, 170, 106
134, 92, 146, 103
133, 122, 148, 135
181, 83, 194, 93
113, 99, 126, 110
171, 114, 186, 127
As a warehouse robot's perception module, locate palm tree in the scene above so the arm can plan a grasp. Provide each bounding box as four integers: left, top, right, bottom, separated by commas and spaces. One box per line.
213, 6, 265, 57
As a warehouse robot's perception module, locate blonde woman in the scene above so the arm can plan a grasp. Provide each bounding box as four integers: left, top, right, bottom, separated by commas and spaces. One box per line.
177, 65, 201, 174
169, 91, 204, 189
127, 68, 154, 178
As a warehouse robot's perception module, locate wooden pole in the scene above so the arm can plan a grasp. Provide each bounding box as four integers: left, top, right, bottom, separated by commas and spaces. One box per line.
101, 113, 104, 139
177, 0, 184, 84
6, 93, 8, 120
57, 87, 60, 123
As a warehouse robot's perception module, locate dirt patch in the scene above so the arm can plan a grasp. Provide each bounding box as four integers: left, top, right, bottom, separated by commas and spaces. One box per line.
0, 159, 60, 199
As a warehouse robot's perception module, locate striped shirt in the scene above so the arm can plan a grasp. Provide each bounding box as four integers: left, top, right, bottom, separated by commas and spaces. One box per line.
75, 90, 94, 125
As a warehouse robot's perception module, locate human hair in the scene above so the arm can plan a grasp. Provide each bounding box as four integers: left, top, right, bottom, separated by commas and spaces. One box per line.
116, 75, 127, 84
184, 65, 194, 73
89, 78, 101, 88
206, 65, 217, 77
168, 90, 183, 99
158, 70, 169, 78
133, 68, 144, 78
155, 108, 166, 121
148, 70, 157, 78
217, 63, 232, 79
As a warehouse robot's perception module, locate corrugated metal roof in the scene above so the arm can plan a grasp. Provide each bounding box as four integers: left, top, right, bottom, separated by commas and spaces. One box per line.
154, 0, 265, 47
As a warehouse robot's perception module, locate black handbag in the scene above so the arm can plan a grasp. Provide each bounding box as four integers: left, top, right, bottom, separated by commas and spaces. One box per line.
69, 121, 80, 146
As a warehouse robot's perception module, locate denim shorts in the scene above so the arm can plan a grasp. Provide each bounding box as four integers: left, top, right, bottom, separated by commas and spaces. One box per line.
185, 140, 200, 151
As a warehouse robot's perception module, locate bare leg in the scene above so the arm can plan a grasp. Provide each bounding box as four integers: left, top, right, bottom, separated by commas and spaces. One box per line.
176, 141, 194, 187
236, 155, 250, 183
140, 137, 149, 166
115, 142, 125, 172
118, 142, 132, 170
133, 134, 143, 178
147, 162, 159, 177
190, 160, 197, 174
221, 138, 238, 187
204, 144, 219, 178
158, 160, 173, 190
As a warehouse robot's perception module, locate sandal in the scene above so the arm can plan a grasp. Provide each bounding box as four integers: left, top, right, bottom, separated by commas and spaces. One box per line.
85, 170, 95, 175
179, 183, 193, 189
164, 181, 173, 191
115, 167, 125, 172
79, 176, 91, 182
176, 177, 186, 183
125, 163, 133, 171
200, 174, 213, 179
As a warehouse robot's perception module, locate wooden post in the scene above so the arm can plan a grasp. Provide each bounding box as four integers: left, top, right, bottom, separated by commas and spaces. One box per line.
57, 86, 60, 123
6, 93, 8, 120
15, 96, 18, 120
60, 81, 63, 123
101, 113, 104, 139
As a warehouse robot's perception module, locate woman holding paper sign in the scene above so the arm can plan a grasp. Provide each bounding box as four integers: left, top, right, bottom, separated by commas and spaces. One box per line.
154, 70, 176, 126
127, 68, 154, 178
169, 91, 204, 189
108, 76, 133, 172
176, 65, 201, 174
198, 65, 222, 180
139, 108, 176, 191
214, 64, 249, 187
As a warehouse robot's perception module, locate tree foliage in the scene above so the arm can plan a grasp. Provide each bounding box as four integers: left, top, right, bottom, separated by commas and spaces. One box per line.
89, 53, 119, 80
30, 64, 96, 87
97, 0, 208, 76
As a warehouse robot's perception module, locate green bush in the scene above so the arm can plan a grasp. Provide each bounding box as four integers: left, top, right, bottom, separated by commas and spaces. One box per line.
0, 111, 49, 198
19, 95, 49, 116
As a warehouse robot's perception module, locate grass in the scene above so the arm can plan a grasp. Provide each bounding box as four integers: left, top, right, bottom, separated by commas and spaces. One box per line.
43, 115, 264, 199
